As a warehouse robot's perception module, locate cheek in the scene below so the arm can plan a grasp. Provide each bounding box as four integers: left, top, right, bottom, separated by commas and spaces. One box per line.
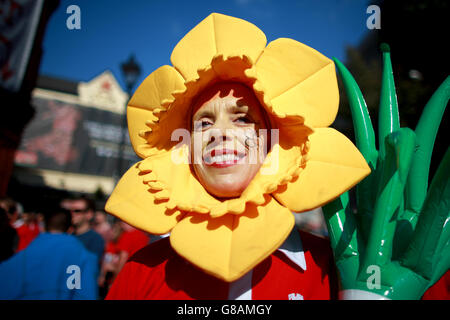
190, 131, 209, 163
245, 133, 268, 163
190, 132, 207, 180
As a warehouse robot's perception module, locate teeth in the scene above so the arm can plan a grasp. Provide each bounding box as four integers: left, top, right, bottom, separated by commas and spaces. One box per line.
205, 153, 242, 164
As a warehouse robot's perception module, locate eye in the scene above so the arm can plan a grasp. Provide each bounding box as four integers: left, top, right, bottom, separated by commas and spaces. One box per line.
234, 115, 253, 125
194, 118, 213, 131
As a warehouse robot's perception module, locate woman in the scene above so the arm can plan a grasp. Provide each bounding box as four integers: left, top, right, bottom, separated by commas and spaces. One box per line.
105, 13, 370, 299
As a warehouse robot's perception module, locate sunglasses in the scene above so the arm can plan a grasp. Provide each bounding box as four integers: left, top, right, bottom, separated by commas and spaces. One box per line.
70, 208, 88, 213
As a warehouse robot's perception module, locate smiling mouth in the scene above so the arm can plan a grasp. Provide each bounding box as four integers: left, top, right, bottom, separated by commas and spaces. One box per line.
203, 149, 246, 168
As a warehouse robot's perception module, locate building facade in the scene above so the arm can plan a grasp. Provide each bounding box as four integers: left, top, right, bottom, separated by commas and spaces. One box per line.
11, 71, 139, 199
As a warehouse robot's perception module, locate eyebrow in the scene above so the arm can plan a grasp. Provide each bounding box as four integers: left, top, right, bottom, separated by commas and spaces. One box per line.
228, 104, 249, 113
193, 103, 248, 118
193, 110, 215, 120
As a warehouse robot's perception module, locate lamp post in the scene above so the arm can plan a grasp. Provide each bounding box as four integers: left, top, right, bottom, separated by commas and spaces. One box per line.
121, 54, 141, 94
117, 54, 141, 180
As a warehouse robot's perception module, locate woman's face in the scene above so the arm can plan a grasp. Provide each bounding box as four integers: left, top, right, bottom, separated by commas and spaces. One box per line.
190, 82, 269, 198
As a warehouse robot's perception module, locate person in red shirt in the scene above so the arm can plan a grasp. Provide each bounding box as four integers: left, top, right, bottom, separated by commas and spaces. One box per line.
104, 13, 450, 301
13, 212, 40, 251
104, 13, 371, 300
98, 219, 122, 298
0, 197, 39, 252
114, 221, 150, 274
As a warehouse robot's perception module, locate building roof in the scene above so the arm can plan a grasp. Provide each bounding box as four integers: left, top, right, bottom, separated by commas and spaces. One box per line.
34, 71, 128, 114
36, 75, 79, 95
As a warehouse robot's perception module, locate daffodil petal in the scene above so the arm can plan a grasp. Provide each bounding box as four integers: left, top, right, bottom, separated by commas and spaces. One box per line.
170, 13, 267, 81
170, 195, 295, 282
255, 38, 339, 127
105, 161, 185, 235
273, 127, 371, 212
127, 65, 186, 158
139, 144, 221, 212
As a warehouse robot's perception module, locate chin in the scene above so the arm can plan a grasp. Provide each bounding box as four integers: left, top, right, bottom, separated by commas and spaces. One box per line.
208, 179, 248, 199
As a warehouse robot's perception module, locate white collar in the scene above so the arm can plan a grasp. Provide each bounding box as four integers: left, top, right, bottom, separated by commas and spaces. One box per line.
277, 227, 307, 271
228, 227, 307, 300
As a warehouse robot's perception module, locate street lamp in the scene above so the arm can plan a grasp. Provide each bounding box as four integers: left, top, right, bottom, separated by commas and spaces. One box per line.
121, 54, 141, 94
117, 54, 141, 180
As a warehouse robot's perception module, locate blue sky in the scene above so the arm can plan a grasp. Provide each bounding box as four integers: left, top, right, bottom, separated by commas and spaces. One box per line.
39, 0, 372, 92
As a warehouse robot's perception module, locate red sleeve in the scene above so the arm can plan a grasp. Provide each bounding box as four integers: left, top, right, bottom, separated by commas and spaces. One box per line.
115, 232, 130, 254
116, 231, 150, 257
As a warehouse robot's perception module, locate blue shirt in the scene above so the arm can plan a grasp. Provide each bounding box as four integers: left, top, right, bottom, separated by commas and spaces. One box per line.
0, 233, 98, 300
76, 229, 105, 265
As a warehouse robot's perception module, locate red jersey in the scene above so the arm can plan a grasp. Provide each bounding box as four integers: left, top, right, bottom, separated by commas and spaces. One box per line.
116, 229, 150, 257
103, 241, 120, 265
14, 221, 40, 251
106, 230, 337, 300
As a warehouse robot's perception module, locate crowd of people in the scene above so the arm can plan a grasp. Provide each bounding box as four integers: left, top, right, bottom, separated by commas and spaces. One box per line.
0, 195, 153, 299
1, 193, 446, 300
0, 192, 330, 300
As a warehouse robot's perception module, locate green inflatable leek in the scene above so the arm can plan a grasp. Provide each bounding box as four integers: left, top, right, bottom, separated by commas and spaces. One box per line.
323, 44, 450, 300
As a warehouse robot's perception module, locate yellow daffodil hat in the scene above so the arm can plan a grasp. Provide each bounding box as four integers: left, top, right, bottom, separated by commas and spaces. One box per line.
105, 13, 371, 282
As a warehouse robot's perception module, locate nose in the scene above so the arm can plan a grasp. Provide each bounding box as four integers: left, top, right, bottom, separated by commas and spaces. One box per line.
205, 114, 235, 144
207, 128, 232, 146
